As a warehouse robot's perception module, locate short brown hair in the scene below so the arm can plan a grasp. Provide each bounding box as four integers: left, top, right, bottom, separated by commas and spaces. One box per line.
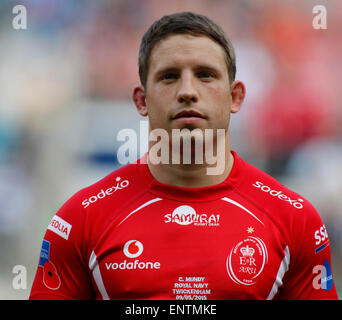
138, 12, 236, 88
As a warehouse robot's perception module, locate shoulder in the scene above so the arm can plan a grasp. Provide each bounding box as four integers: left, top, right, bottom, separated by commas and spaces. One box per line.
234, 155, 327, 258
55, 160, 150, 220
235, 154, 320, 222
45, 160, 151, 249
77, 162, 138, 209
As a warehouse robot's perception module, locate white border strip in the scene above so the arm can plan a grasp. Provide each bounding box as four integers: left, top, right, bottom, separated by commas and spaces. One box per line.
221, 197, 264, 225
117, 198, 162, 226
89, 251, 109, 300
267, 245, 290, 300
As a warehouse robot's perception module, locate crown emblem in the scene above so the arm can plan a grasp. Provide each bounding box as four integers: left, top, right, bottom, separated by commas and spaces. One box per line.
240, 245, 255, 258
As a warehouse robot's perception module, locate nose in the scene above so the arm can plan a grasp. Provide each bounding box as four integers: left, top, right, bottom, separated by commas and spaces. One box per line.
177, 72, 198, 104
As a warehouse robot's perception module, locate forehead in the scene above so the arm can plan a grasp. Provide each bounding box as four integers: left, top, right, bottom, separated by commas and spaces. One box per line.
149, 34, 227, 73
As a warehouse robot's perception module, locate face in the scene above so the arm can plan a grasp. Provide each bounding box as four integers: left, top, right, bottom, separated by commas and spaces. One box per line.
133, 34, 245, 137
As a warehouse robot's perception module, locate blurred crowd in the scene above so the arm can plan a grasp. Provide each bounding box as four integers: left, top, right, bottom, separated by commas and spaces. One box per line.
0, 0, 341, 298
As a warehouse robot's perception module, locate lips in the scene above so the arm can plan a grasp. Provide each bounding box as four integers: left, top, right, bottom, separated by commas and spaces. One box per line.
172, 109, 206, 120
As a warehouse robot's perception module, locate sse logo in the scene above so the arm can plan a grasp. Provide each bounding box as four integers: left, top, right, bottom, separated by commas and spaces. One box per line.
312, 260, 334, 291
314, 224, 329, 254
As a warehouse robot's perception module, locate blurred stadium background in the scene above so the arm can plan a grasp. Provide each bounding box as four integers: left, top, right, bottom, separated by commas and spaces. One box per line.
0, 0, 341, 299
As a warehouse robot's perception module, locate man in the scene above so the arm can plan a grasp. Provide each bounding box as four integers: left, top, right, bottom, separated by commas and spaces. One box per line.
30, 12, 338, 300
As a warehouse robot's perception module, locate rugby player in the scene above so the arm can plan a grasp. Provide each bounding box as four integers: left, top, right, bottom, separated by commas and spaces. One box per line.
30, 12, 338, 300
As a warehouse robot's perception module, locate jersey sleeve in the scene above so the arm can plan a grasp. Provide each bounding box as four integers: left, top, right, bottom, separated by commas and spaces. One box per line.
29, 191, 93, 300
278, 201, 339, 300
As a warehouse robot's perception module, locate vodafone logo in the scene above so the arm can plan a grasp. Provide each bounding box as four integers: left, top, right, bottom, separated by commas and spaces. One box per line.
123, 240, 143, 258
105, 240, 161, 271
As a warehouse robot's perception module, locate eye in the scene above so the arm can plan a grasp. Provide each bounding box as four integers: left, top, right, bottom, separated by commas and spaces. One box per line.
162, 73, 178, 80
197, 71, 214, 79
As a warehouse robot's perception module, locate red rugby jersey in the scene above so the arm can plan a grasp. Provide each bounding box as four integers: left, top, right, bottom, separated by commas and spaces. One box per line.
29, 151, 338, 300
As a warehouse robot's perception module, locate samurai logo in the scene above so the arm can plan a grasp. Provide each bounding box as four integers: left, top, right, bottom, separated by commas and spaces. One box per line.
164, 205, 220, 227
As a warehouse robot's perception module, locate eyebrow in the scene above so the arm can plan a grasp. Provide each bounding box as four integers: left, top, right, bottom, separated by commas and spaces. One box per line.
153, 64, 222, 79
154, 67, 179, 78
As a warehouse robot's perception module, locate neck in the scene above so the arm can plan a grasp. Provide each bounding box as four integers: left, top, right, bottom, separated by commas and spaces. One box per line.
147, 131, 234, 188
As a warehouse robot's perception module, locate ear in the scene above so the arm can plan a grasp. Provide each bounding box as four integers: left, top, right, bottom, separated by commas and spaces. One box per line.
133, 85, 148, 117
230, 81, 246, 114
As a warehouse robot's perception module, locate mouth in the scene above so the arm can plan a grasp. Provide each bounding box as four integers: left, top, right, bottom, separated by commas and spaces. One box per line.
172, 110, 206, 121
